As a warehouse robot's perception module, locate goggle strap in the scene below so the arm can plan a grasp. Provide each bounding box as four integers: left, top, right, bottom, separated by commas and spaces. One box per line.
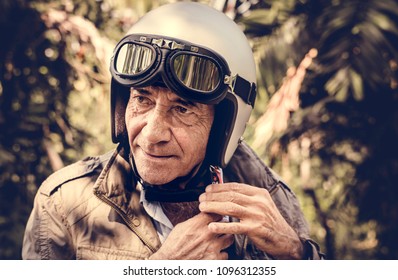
228, 74, 256, 106
144, 37, 190, 51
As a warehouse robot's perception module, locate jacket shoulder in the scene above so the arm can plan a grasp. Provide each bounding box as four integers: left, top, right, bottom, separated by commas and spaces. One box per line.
39, 150, 114, 197
225, 142, 288, 191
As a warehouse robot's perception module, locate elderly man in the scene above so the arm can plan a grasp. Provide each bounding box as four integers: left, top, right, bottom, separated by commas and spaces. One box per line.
22, 2, 323, 260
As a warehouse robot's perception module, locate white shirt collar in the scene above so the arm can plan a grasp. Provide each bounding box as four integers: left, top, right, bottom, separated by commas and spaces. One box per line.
138, 183, 173, 243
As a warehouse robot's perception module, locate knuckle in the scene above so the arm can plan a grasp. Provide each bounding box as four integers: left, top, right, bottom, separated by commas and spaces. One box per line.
258, 187, 269, 197
226, 203, 241, 216
230, 183, 243, 192
256, 188, 271, 201
226, 191, 238, 202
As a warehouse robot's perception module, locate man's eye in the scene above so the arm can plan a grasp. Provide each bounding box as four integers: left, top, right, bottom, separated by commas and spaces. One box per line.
134, 95, 151, 105
174, 106, 189, 114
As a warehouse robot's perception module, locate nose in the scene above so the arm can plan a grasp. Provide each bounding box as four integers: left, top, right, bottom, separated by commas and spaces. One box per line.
141, 107, 172, 144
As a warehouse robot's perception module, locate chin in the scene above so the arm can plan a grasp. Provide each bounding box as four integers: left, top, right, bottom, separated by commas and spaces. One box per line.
139, 172, 177, 186
144, 178, 170, 185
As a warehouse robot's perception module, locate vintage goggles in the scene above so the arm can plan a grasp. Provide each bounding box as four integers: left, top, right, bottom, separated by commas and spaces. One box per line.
110, 34, 256, 105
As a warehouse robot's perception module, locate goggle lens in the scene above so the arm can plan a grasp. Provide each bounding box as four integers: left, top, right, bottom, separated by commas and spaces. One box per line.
116, 43, 154, 75
173, 54, 221, 93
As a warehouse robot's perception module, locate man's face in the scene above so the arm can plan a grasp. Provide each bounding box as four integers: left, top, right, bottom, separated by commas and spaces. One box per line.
125, 86, 215, 186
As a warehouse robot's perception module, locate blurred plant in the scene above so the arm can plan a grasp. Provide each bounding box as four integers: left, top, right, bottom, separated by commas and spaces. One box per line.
0, 0, 116, 259
234, 0, 398, 259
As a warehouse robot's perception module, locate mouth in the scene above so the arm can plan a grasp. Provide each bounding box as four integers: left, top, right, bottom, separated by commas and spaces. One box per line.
140, 148, 174, 160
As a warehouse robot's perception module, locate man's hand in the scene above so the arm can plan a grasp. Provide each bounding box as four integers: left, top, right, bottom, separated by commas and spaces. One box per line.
198, 183, 304, 259
149, 212, 234, 260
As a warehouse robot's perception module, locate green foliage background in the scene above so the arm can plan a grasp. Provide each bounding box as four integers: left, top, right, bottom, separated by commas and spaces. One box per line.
1, 0, 397, 259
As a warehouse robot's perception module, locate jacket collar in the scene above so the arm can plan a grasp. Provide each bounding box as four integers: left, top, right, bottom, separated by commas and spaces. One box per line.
93, 144, 137, 216
93, 144, 162, 252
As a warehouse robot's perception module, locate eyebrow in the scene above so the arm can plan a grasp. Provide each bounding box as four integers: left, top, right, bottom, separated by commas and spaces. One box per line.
133, 87, 197, 108
174, 98, 196, 108
133, 87, 151, 95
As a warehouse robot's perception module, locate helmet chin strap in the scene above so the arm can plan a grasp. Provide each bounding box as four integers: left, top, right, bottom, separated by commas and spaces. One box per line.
129, 154, 210, 202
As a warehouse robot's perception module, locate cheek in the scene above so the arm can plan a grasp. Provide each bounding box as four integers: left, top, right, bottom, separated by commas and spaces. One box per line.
125, 106, 142, 143
176, 121, 212, 160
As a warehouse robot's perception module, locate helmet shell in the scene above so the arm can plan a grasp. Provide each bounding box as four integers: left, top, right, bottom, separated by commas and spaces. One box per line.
127, 2, 256, 84
111, 2, 256, 167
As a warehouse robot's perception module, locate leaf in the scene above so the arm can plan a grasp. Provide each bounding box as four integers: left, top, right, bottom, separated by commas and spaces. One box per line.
325, 68, 349, 97
349, 69, 364, 101
244, 9, 279, 25
367, 9, 398, 36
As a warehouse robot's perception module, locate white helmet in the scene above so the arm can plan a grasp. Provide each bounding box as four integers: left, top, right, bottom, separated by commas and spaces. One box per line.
110, 2, 256, 168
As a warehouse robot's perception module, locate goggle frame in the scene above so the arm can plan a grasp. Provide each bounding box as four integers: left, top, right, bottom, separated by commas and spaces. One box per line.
110, 34, 256, 105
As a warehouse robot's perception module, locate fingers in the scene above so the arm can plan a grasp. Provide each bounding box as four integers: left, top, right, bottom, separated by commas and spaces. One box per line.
158, 213, 234, 260
183, 212, 222, 227
199, 183, 271, 204
199, 184, 264, 218
199, 188, 247, 204
202, 183, 269, 196
199, 183, 275, 217
199, 200, 248, 218
209, 221, 250, 235
198, 184, 250, 216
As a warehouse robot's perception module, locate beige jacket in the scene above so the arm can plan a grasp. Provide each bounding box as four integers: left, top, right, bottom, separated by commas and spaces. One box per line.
22, 143, 324, 259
